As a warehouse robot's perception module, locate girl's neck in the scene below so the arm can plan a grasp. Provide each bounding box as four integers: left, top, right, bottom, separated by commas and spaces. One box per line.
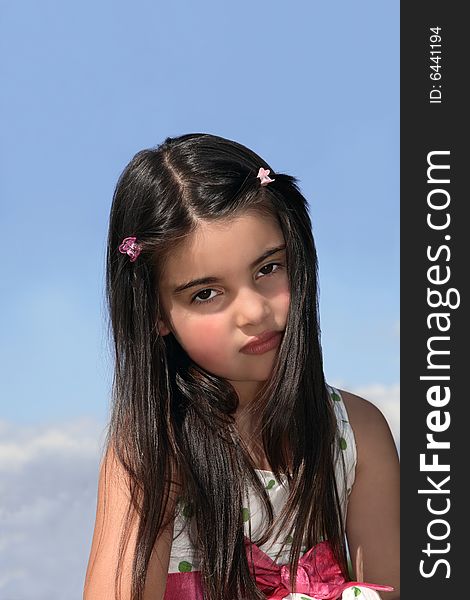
230, 379, 265, 410
232, 385, 262, 438
234, 404, 272, 472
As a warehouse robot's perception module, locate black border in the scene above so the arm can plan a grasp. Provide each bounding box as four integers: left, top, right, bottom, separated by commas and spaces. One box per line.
401, 3, 467, 597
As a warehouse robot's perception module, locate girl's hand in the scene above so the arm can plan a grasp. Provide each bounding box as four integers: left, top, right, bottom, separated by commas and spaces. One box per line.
355, 545, 364, 583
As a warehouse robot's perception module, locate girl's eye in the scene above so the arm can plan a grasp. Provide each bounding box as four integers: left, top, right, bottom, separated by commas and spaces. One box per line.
190, 262, 284, 305
258, 262, 283, 277
192, 288, 218, 305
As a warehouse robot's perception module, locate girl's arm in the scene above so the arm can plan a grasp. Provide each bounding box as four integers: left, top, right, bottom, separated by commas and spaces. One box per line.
340, 390, 400, 600
83, 446, 175, 600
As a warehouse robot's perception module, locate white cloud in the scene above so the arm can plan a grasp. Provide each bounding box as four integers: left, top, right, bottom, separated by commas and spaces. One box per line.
0, 419, 103, 471
0, 418, 107, 600
0, 388, 400, 598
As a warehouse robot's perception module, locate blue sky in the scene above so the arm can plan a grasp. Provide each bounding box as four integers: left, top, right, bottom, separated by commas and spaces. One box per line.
1, 1, 399, 426
0, 2, 398, 597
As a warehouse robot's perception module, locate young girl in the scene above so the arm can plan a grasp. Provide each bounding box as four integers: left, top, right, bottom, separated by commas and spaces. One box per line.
83, 133, 400, 600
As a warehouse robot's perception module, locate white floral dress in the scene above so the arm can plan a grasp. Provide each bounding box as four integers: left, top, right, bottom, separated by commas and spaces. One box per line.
164, 385, 393, 599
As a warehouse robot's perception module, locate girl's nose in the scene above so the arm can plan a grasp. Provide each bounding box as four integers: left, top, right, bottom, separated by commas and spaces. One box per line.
234, 287, 272, 328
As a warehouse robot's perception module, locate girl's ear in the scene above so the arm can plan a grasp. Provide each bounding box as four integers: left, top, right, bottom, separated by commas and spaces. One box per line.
157, 318, 171, 336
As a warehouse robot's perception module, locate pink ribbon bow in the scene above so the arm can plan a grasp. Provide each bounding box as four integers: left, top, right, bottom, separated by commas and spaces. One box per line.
118, 236, 142, 262
246, 539, 394, 600
257, 167, 275, 186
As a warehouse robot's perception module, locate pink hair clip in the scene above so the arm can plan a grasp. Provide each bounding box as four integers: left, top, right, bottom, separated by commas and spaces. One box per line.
118, 236, 142, 262
257, 167, 275, 186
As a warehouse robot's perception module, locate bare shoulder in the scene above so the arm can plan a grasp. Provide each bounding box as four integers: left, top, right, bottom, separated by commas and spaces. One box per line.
337, 388, 393, 435
336, 388, 399, 466
83, 444, 175, 600
337, 388, 388, 426
337, 388, 400, 597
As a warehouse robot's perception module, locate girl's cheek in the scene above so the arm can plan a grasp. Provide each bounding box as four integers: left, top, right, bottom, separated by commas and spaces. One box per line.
279, 288, 291, 313
182, 318, 224, 354
188, 317, 221, 340
184, 320, 229, 369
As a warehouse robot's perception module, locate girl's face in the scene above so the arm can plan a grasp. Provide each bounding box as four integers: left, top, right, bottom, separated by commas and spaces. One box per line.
157, 212, 290, 401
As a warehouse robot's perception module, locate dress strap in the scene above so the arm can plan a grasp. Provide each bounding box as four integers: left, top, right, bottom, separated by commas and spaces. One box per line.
327, 384, 358, 510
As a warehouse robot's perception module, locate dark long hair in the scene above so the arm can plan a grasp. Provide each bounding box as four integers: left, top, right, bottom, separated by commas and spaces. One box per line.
104, 133, 349, 599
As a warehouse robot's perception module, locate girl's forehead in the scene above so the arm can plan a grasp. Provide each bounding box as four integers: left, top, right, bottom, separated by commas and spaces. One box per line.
160, 213, 285, 284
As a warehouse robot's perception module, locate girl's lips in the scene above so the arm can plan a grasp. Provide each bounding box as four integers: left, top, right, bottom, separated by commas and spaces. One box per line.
240, 330, 283, 354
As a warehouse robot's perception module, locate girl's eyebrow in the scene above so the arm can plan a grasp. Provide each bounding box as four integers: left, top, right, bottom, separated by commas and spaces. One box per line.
171, 244, 286, 295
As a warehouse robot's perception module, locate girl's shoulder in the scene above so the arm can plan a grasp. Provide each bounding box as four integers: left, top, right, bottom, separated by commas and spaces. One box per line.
83, 445, 176, 599
329, 386, 398, 478
326, 384, 397, 475
326, 384, 358, 502
331, 388, 400, 596
332, 387, 394, 445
